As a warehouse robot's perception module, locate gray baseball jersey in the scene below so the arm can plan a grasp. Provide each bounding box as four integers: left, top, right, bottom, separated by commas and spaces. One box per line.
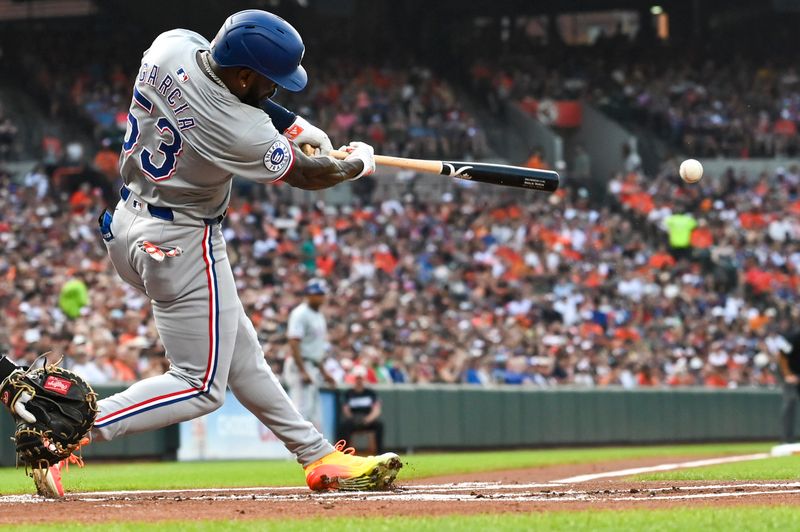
119, 29, 295, 219
287, 302, 328, 363
92, 29, 333, 467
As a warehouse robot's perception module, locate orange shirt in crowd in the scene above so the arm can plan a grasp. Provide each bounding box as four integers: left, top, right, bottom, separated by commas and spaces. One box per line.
316, 255, 335, 277
636, 372, 657, 387
524, 154, 550, 170
93, 149, 119, 178
704, 373, 728, 388
69, 188, 93, 214
649, 252, 676, 269
374, 250, 398, 274
744, 267, 773, 293
739, 212, 767, 229
690, 227, 713, 248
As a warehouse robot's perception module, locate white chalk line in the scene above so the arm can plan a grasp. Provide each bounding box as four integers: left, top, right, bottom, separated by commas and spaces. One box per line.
3, 481, 800, 505
550, 453, 770, 484
0, 453, 788, 505
63, 487, 800, 504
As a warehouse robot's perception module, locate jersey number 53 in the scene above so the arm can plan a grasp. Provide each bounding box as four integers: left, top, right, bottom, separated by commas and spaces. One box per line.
122, 88, 183, 181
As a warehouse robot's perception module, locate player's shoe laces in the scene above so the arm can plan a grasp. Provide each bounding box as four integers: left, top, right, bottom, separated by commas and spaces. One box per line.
304, 440, 402, 491
30, 437, 90, 499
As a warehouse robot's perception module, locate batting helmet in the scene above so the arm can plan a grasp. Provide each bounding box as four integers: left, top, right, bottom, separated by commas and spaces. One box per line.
305, 278, 328, 295
211, 10, 307, 92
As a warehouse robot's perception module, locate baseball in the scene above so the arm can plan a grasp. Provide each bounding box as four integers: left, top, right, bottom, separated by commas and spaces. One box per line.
679, 159, 703, 183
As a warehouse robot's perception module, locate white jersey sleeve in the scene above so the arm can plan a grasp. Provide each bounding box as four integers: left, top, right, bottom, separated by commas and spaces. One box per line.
287, 305, 307, 340
212, 115, 296, 184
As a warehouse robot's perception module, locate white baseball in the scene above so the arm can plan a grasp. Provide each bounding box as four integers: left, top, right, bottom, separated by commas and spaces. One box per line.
679, 159, 703, 183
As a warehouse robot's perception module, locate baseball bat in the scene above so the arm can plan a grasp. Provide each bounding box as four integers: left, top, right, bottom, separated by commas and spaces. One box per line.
327, 149, 559, 192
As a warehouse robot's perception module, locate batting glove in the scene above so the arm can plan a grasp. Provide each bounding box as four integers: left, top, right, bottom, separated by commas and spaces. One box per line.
340, 141, 376, 180
284, 116, 333, 156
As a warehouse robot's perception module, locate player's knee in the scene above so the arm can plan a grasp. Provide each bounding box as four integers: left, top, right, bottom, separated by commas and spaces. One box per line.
199, 388, 226, 414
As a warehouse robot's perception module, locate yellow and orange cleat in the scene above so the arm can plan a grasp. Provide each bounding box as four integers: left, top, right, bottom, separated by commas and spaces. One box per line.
305, 440, 402, 491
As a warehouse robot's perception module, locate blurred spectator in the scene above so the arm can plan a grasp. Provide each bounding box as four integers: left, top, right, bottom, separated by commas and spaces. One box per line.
338, 365, 384, 453
59, 276, 89, 319
777, 331, 799, 443
523, 146, 550, 170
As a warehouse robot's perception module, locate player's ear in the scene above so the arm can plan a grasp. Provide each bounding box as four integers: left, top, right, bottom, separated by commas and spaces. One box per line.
237, 68, 256, 89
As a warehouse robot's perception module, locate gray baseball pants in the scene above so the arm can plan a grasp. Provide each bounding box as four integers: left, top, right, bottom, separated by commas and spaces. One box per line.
92, 190, 334, 465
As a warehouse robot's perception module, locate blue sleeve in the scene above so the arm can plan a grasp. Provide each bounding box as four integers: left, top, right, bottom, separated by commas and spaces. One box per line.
260, 99, 297, 132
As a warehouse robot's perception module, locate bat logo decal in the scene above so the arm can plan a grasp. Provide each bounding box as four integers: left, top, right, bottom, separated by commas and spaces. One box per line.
444, 164, 474, 179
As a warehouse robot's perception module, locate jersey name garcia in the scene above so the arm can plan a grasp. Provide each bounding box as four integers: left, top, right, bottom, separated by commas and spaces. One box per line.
119, 29, 295, 219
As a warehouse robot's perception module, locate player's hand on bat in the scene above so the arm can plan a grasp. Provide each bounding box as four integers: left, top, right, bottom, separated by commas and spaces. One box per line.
284, 116, 333, 155
340, 141, 375, 180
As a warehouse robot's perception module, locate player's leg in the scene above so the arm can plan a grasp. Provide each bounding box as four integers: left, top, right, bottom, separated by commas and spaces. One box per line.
93, 217, 237, 441
337, 416, 358, 444
283, 358, 307, 418
781, 383, 799, 443
307, 371, 323, 429
227, 306, 334, 465
366, 420, 384, 453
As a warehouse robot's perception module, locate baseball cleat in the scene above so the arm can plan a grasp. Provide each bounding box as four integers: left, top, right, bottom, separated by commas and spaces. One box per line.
30, 436, 90, 498
32, 462, 64, 499
305, 440, 402, 491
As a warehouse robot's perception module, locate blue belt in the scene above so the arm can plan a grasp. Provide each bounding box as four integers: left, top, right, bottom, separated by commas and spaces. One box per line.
120, 186, 223, 225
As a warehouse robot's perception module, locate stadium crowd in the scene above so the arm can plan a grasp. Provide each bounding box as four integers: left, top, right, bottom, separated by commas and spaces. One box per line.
0, 154, 794, 389
472, 44, 800, 158
0, 104, 19, 161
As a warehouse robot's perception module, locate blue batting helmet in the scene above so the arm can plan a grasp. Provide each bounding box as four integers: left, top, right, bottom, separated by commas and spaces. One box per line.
211, 10, 307, 92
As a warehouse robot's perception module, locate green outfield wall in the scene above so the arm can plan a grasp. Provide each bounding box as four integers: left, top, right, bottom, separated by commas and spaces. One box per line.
372, 385, 790, 450
1, 385, 791, 465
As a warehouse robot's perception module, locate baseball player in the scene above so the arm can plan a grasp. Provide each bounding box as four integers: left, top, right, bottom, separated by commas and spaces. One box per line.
27, 9, 401, 497
285, 279, 335, 428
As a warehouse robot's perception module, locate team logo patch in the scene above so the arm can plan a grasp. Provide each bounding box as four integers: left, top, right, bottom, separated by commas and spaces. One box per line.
264, 139, 291, 173
44, 376, 73, 396
138, 241, 183, 262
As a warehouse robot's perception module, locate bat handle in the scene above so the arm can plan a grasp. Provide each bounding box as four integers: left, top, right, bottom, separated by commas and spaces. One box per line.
328, 150, 443, 174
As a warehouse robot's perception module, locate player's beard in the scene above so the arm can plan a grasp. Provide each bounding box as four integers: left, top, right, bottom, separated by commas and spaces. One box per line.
242, 85, 277, 108
240, 86, 262, 108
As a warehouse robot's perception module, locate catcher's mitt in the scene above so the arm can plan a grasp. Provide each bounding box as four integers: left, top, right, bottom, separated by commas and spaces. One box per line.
0, 357, 98, 468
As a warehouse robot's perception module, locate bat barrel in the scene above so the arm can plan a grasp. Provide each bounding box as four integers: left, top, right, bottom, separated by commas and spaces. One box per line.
441, 161, 559, 192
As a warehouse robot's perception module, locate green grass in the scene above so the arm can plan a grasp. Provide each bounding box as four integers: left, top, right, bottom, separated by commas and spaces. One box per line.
638, 455, 800, 482
0, 442, 769, 494
7, 507, 800, 531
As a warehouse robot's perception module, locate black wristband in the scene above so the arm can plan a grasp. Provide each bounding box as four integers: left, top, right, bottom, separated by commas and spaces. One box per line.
0, 355, 19, 382
260, 99, 297, 132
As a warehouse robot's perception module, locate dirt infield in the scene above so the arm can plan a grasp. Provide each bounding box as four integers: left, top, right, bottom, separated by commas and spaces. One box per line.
3, 455, 799, 524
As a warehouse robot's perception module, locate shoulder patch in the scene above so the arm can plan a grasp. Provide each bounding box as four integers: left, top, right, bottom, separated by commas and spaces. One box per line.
176, 67, 190, 83
264, 139, 291, 173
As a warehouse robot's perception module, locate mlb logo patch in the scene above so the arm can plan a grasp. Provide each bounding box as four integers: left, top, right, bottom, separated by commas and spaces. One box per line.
176, 67, 189, 83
